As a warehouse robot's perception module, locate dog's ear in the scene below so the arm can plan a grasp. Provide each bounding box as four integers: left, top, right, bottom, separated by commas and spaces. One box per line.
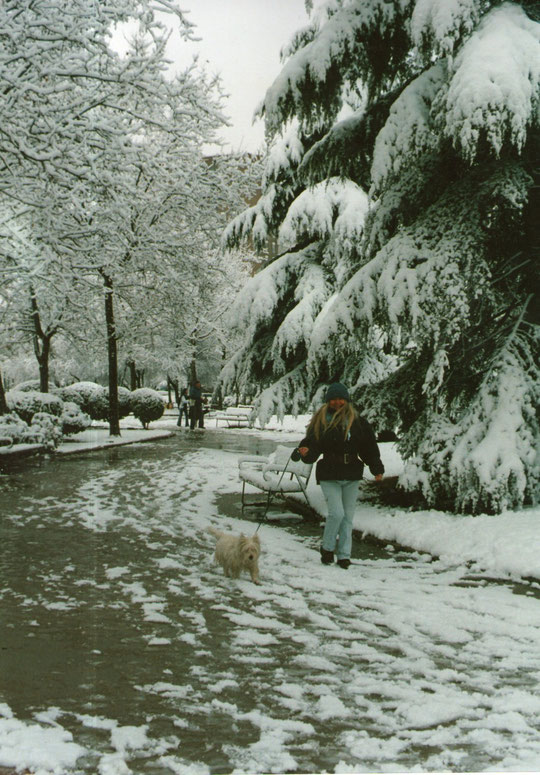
253, 534, 260, 547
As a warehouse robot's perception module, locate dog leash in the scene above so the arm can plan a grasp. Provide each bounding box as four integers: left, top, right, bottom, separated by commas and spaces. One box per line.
255, 449, 298, 533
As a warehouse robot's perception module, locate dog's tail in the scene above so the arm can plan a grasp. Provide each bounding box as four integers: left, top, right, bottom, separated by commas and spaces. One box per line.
208, 526, 224, 539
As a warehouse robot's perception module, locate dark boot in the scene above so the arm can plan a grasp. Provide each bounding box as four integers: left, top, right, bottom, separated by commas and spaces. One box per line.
337, 558, 351, 569
320, 547, 334, 565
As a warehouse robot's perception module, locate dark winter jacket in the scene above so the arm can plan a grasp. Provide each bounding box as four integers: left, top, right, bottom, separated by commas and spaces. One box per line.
299, 412, 384, 483
189, 384, 203, 405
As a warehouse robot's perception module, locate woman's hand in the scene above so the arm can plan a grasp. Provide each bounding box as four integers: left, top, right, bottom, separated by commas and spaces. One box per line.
298, 446, 309, 457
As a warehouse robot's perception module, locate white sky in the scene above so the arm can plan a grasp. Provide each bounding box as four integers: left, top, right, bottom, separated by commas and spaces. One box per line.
165, 0, 310, 152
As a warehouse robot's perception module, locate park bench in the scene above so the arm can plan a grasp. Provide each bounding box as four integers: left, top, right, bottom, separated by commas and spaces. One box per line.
238, 444, 313, 514
214, 406, 254, 428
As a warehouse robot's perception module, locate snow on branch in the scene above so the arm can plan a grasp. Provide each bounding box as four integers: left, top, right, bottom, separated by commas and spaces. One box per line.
411, 0, 483, 58
222, 204, 259, 250
401, 336, 540, 514
371, 62, 446, 193
313, 179, 491, 364
228, 250, 305, 337
224, 126, 305, 252
258, 0, 410, 135
271, 258, 330, 366
442, 3, 540, 160
279, 177, 368, 252
253, 363, 310, 425
263, 122, 305, 187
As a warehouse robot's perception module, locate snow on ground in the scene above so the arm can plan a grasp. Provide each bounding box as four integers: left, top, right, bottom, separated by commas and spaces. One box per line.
1, 411, 539, 773
60, 411, 540, 583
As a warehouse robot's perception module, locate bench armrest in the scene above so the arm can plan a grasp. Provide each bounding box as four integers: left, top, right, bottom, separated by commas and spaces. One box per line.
238, 455, 268, 468
262, 463, 294, 474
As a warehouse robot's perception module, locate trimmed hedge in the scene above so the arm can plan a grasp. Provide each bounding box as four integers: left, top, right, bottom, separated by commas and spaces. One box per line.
11, 380, 42, 392
131, 388, 164, 429
0, 411, 61, 449
57, 382, 108, 421
60, 402, 92, 435
6, 390, 63, 424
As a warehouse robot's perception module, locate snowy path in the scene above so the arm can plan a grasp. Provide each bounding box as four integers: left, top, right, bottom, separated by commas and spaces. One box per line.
1, 437, 540, 773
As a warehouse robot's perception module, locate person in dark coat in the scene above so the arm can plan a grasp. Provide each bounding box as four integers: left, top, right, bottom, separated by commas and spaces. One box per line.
296, 382, 384, 569
189, 380, 205, 429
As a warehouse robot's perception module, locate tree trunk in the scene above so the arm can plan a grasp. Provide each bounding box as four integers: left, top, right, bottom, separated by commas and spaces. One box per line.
29, 287, 54, 393
168, 376, 179, 407
0, 370, 8, 415
38, 337, 51, 393
103, 273, 120, 436
127, 360, 137, 391
189, 359, 197, 385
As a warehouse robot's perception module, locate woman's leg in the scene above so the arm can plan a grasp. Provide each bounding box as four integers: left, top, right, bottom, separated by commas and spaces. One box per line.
320, 480, 345, 554
335, 480, 360, 560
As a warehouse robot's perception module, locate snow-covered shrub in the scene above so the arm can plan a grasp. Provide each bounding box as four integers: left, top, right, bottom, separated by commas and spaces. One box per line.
130, 388, 164, 429
60, 402, 92, 435
11, 380, 41, 392
6, 390, 63, 424
0, 413, 29, 446
103, 386, 132, 419
58, 382, 108, 421
0, 411, 61, 449
29, 412, 63, 449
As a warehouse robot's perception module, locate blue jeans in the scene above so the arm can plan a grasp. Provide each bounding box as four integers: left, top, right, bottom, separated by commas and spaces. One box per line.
177, 405, 189, 427
320, 479, 360, 560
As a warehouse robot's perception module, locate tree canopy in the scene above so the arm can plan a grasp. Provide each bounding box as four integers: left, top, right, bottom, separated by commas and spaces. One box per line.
0, 0, 258, 405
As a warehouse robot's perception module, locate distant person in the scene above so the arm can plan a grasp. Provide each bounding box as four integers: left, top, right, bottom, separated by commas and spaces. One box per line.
295, 383, 384, 569
177, 388, 189, 428
189, 380, 205, 430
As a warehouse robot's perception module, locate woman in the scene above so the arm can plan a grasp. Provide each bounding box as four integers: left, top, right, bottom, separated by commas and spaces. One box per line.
297, 383, 384, 569
177, 388, 189, 428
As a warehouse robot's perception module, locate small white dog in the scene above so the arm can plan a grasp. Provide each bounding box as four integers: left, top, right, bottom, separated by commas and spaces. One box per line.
208, 526, 261, 584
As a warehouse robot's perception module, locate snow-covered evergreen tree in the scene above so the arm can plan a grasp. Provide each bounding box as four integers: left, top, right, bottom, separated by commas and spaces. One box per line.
221, 0, 539, 514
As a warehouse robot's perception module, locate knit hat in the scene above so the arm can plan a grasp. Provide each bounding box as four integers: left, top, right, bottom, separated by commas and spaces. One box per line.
325, 382, 350, 402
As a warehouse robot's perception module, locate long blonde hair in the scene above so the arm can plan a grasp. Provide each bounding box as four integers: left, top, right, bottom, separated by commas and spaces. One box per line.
307, 402, 356, 440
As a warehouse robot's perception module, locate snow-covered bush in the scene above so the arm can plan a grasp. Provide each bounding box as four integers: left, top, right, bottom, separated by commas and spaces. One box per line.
0, 413, 29, 446
58, 382, 108, 421
104, 386, 132, 419
29, 412, 63, 449
130, 388, 164, 429
6, 390, 63, 424
60, 402, 92, 435
0, 411, 61, 449
11, 380, 41, 392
